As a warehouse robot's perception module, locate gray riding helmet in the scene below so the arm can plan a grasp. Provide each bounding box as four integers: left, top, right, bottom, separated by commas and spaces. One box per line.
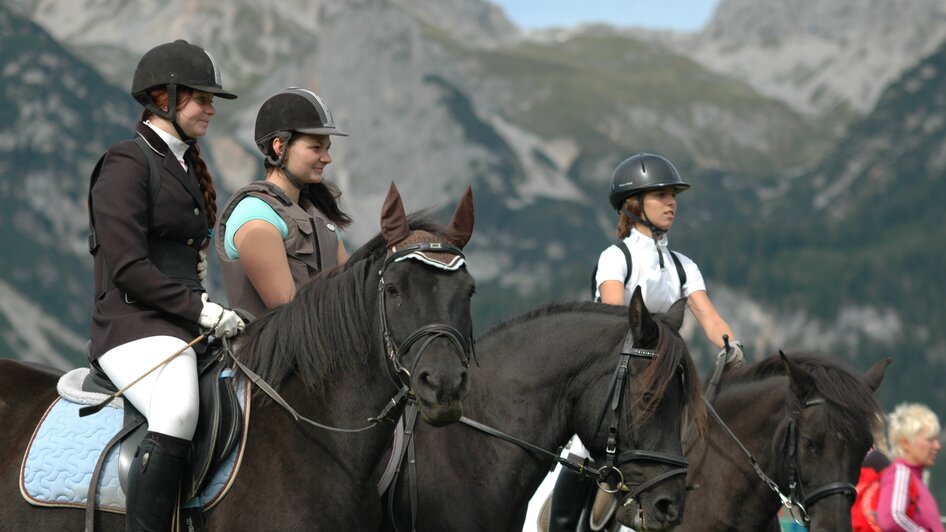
608, 153, 691, 211
254, 88, 347, 161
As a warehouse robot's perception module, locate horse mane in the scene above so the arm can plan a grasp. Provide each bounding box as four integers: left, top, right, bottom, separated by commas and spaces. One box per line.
483, 301, 706, 434
724, 352, 881, 442
233, 215, 449, 395
482, 301, 625, 337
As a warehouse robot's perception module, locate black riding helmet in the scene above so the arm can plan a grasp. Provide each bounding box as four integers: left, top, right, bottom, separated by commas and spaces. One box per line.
131, 40, 236, 139
255, 88, 347, 165
608, 153, 690, 212
609, 153, 691, 269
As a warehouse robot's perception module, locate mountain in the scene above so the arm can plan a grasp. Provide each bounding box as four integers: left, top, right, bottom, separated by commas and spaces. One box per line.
2, 0, 944, 387
671, 0, 946, 122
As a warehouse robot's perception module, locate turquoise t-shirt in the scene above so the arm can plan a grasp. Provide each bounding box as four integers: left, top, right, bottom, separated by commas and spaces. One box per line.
223, 196, 289, 259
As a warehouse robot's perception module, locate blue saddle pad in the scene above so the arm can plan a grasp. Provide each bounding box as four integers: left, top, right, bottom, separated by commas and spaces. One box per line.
20, 378, 250, 512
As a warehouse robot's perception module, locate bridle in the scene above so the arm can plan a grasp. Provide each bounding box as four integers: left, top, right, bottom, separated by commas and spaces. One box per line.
594, 328, 689, 504
377, 242, 474, 390
224, 241, 474, 434
782, 399, 857, 526
703, 394, 856, 527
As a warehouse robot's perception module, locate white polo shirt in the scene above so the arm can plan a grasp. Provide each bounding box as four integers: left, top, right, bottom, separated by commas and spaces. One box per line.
594, 228, 705, 313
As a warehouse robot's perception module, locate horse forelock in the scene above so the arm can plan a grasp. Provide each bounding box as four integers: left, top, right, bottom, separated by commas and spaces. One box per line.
630, 318, 707, 433
726, 353, 881, 443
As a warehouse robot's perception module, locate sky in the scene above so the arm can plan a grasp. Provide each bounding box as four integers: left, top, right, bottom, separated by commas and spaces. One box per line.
490, 0, 722, 32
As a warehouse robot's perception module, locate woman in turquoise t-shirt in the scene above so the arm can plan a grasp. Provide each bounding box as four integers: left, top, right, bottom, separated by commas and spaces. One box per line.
214, 88, 351, 316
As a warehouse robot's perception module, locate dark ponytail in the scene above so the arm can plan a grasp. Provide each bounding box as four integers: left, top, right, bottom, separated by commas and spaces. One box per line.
303, 181, 352, 229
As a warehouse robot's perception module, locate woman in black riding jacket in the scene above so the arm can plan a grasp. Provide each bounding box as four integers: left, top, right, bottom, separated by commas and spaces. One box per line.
88, 40, 243, 531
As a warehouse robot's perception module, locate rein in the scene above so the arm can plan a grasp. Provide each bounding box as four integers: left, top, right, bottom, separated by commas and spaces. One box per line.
225, 337, 402, 432
701, 393, 855, 527
457, 328, 688, 492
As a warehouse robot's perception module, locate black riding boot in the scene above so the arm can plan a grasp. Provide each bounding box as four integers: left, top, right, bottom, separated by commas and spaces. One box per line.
125, 431, 190, 532
548, 467, 594, 532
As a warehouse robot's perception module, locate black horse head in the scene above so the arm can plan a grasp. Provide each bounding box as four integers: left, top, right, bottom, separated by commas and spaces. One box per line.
607, 287, 706, 530
773, 353, 889, 531
235, 182, 476, 427
680, 352, 888, 532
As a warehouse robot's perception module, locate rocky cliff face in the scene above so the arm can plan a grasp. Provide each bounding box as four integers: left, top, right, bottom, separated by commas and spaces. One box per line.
672, 0, 946, 120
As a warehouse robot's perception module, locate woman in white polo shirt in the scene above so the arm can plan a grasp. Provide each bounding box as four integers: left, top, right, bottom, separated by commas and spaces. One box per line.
548, 152, 742, 532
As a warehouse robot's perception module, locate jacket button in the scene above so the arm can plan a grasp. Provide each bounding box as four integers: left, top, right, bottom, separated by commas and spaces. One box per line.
186, 238, 194, 246
193, 208, 200, 216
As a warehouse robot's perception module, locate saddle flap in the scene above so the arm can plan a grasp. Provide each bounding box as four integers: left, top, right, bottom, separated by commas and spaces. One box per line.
184, 350, 245, 500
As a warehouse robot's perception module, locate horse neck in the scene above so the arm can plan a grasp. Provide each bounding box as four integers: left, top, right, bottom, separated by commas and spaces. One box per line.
471, 312, 624, 448
246, 352, 398, 482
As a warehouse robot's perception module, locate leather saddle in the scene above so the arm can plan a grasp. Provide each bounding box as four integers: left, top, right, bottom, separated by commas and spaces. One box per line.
82, 343, 244, 501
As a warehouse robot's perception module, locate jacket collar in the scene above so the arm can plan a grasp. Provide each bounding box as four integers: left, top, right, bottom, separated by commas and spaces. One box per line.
133, 121, 205, 209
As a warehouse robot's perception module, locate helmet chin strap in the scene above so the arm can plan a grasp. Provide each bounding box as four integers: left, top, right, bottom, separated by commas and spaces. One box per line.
148, 84, 195, 145
623, 198, 668, 270
268, 133, 306, 192
279, 166, 306, 191
172, 122, 195, 145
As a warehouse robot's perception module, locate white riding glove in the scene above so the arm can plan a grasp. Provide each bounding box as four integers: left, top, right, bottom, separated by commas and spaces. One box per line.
197, 250, 208, 283
198, 293, 245, 338
717, 341, 745, 369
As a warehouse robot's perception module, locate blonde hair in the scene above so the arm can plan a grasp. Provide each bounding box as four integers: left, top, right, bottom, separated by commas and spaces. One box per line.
887, 402, 941, 458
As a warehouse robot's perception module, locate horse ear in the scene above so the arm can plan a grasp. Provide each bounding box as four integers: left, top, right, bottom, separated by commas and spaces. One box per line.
779, 350, 818, 401
665, 297, 687, 331
442, 186, 474, 249
628, 286, 655, 339
862, 358, 891, 392
380, 182, 411, 247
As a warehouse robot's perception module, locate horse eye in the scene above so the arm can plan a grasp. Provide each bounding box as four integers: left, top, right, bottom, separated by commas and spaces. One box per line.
385, 285, 400, 297
802, 438, 819, 454
642, 392, 654, 404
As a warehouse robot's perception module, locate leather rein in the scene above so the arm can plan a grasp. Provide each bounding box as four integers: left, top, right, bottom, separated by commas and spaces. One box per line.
701, 394, 856, 527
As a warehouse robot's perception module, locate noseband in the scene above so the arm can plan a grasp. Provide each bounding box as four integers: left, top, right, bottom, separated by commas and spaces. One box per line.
378, 243, 473, 390
596, 329, 689, 501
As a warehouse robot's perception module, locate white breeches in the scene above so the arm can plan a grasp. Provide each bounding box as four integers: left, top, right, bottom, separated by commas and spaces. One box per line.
98, 335, 199, 440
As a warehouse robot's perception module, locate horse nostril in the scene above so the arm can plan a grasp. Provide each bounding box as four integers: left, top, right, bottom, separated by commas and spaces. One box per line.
654, 497, 679, 522
417, 371, 437, 389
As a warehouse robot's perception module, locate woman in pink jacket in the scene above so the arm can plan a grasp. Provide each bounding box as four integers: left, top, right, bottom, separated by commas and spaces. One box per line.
877, 402, 943, 532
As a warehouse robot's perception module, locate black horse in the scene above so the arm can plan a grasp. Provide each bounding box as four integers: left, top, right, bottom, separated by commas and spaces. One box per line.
0, 184, 477, 530
382, 289, 706, 531
678, 352, 888, 532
